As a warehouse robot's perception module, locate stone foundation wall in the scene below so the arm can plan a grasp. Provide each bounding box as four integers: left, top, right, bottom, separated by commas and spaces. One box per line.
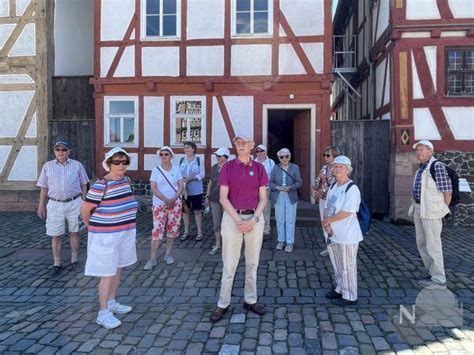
0, 190, 40, 212
390, 151, 474, 226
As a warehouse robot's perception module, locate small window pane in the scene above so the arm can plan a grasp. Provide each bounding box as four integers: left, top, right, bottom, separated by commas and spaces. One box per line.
163, 0, 176, 14
123, 118, 135, 143
465, 50, 474, 70
189, 117, 202, 143
110, 101, 134, 114
236, 12, 251, 33
176, 117, 187, 144
465, 74, 474, 94
147, 15, 160, 36
175, 100, 202, 114
147, 0, 160, 14
163, 15, 177, 36
237, 0, 251, 11
448, 50, 463, 70
254, 0, 268, 11
447, 74, 462, 94
110, 117, 121, 143
254, 12, 268, 33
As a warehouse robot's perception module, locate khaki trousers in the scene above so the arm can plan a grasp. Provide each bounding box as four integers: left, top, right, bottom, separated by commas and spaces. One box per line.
217, 211, 264, 308
414, 204, 446, 284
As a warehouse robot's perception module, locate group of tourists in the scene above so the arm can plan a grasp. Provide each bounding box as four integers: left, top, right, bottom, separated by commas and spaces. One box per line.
36, 137, 452, 329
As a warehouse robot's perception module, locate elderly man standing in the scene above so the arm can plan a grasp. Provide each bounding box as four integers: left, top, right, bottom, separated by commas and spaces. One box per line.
254, 144, 275, 238
410, 140, 452, 288
210, 133, 268, 323
37, 141, 89, 274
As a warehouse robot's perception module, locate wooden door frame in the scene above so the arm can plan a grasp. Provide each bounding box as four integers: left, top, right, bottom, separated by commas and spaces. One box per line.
262, 104, 316, 204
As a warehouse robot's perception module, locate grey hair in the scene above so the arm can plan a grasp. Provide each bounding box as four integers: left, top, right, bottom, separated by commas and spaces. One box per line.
277, 148, 291, 156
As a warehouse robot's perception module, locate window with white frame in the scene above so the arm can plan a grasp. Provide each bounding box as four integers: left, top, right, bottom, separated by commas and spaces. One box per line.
105, 98, 138, 146
171, 97, 205, 145
143, 0, 180, 38
233, 0, 271, 35
446, 48, 474, 96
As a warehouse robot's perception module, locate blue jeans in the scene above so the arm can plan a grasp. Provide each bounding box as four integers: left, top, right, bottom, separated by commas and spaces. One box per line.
275, 192, 297, 244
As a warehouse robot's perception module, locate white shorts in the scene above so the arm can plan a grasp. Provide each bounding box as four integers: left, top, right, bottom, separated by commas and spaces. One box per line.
46, 198, 82, 236
85, 229, 137, 277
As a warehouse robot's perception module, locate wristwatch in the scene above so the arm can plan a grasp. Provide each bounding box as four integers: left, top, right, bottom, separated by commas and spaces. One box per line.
254, 216, 260, 223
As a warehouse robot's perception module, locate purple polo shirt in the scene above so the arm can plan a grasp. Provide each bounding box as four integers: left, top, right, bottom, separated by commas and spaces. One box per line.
219, 158, 268, 209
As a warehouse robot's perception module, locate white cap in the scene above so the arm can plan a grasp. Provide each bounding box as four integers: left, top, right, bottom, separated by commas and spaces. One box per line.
102, 147, 131, 171
256, 144, 267, 151
157, 146, 175, 157
214, 147, 230, 156
233, 132, 253, 142
333, 155, 351, 166
412, 140, 433, 150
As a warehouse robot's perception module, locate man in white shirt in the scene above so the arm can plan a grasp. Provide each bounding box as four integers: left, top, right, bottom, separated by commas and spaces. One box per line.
254, 144, 275, 238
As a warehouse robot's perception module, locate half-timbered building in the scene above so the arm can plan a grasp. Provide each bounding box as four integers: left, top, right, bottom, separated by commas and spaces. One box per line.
332, 0, 474, 225
92, 0, 333, 201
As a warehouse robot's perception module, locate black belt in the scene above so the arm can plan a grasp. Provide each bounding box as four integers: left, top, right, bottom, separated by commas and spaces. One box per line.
49, 194, 82, 203
236, 209, 255, 215
415, 199, 420, 204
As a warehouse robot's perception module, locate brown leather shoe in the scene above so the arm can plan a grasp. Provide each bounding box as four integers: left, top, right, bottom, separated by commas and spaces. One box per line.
243, 302, 266, 316
210, 307, 228, 323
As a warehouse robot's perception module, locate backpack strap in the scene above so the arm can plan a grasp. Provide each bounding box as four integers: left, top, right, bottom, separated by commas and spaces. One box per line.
180, 156, 200, 166
345, 181, 356, 193
429, 159, 441, 183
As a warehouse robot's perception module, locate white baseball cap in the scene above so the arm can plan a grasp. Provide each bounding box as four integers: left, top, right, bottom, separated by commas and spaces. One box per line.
214, 147, 230, 157
256, 144, 267, 151
333, 155, 351, 166
412, 140, 433, 150
102, 147, 131, 171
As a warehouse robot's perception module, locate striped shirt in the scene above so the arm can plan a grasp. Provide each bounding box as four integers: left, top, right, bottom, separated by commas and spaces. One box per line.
36, 158, 89, 200
84, 178, 138, 233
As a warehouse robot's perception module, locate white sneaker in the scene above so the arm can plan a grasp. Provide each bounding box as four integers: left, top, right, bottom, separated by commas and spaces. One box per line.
164, 255, 174, 265
144, 258, 157, 270
285, 244, 294, 253
109, 302, 132, 314
208, 245, 221, 255
276, 242, 285, 250
320, 248, 329, 256
96, 312, 121, 329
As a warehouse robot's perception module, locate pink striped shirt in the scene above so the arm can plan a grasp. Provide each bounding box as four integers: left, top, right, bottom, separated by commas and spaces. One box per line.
36, 158, 89, 200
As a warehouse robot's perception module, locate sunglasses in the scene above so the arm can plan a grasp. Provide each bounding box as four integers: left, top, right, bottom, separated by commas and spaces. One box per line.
215, 155, 222, 158
279, 155, 290, 159
324, 154, 331, 157
54, 148, 68, 152
255, 149, 264, 153
110, 160, 129, 166
159, 153, 170, 156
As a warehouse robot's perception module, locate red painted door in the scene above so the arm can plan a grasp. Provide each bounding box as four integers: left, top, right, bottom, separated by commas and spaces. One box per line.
293, 110, 311, 201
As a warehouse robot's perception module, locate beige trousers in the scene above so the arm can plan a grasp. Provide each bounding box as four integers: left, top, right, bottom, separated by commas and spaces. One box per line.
217, 211, 264, 308
414, 204, 446, 284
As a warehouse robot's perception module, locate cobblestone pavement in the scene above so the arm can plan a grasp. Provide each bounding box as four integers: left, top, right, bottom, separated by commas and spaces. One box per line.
0, 212, 473, 354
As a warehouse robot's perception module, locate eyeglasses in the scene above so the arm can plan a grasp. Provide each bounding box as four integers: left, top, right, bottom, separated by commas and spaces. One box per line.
255, 149, 264, 153
110, 160, 129, 166
215, 155, 222, 158
159, 153, 170, 156
324, 154, 331, 157
54, 148, 68, 152
279, 155, 290, 159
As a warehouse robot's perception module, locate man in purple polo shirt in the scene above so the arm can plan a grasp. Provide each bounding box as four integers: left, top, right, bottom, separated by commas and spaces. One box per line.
210, 132, 268, 323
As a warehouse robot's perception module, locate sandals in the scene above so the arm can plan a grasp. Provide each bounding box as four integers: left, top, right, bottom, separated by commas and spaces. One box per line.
180, 232, 189, 241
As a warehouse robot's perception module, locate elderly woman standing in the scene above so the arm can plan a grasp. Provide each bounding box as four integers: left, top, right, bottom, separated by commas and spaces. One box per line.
81, 147, 138, 329
180, 141, 205, 241
270, 148, 302, 253
144, 146, 184, 269
313, 146, 340, 256
322, 155, 363, 306
205, 147, 230, 255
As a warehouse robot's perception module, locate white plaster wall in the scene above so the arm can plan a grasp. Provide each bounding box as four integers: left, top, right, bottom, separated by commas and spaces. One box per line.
0, 146, 11, 173
301, 43, 324, 74
144, 154, 160, 171
376, 0, 390, 40
424, 46, 437, 91
54, 0, 93, 76
142, 47, 180, 77
9, 23, 35, 57
100, 47, 118, 77
115, 46, 135, 77
212, 97, 233, 148
16, 0, 30, 16
25, 112, 36, 138
401, 32, 432, 38
375, 58, 386, 109
0, 24, 15, 49
0, 91, 34, 137
448, 0, 474, 18
414, 108, 442, 140
128, 153, 138, 171
223, 96, 254, 140
406, 0, 441, 19
411, 52, 424, 99
0, 74, 33, 84
144, 96, 164, 148
187, 0, 224, 39
101, 0, 134, 41
279, 44, 305, 75
187, 46, 224, 76
0, 0, 8, 17
442, 107, 474, 140
381, 112, 391, 120
231, 45, 272, 76
280, 0, 324, 36
8, 145, 37, 181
